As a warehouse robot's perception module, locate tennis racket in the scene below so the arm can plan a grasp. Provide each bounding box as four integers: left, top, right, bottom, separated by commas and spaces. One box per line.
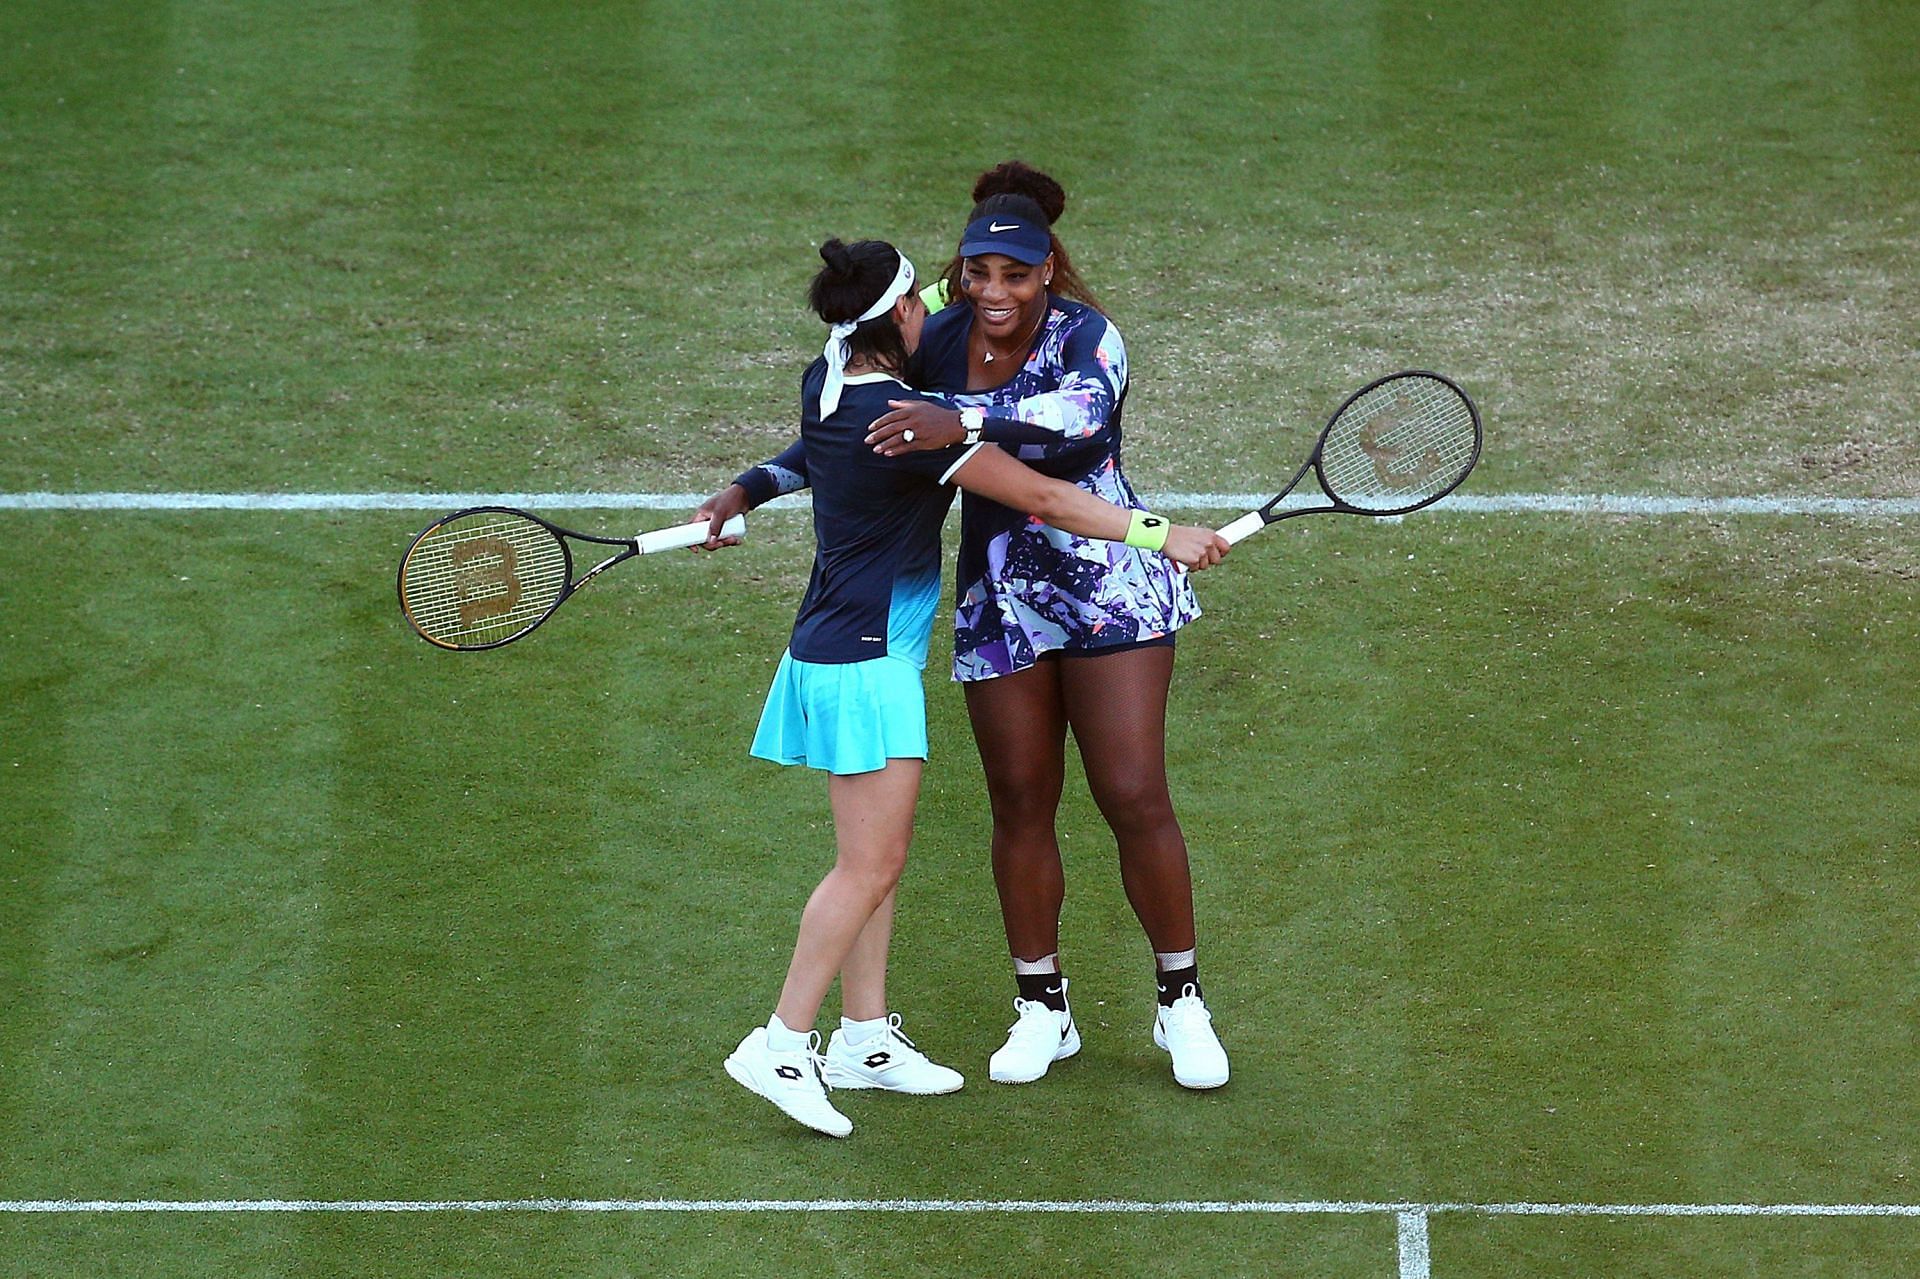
1218, 371, 1481, 544
397, 506, 746, 651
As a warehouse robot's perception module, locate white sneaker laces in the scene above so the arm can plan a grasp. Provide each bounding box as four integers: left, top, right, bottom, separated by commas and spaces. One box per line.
1163, 984, 1212, 1030
802, 1029, 833, 1092
1007, 997, 1061, 1044
881, 1012, 922, 1055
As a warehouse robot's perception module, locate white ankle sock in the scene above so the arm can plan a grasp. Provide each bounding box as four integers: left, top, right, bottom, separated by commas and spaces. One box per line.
767, 1014, 810, 1052
839, 1015, 889, 1045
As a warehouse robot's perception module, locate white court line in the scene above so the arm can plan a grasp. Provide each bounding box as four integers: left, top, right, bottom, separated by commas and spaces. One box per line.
1460, 1201, 1920, 1217
5, 1198, 1397, 1213
0, 491, 1916, 516
5, 1198, 1917, 1215
1398, 1210, 1433, 1279
11, 1196, 1912, 1278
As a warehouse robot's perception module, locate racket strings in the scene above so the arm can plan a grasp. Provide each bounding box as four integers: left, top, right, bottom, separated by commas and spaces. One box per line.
400, 514, 569, 646
1319, 377, 1478, 513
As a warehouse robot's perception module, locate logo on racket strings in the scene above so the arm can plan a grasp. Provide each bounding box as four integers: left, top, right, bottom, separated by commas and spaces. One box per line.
450, 537, 523, 626
1357, 414, 1442, 488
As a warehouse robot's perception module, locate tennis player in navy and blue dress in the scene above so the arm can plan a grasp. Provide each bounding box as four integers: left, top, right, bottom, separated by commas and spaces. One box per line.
715, 236, 1225, 1138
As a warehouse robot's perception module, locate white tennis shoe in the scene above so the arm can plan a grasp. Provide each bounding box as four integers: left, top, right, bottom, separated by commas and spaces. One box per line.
824, 1013, 965, 1094
989, 984, 1081, 1084
1152, 984, 1229, 1090
724, 1025, 852, 1137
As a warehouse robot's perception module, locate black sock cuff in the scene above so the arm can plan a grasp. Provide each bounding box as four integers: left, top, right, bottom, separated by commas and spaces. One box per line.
1156, 965, 1201, 1007
1016, 972, 1069, 1011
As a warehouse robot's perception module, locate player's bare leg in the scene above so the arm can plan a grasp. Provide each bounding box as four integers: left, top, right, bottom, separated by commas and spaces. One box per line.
1059, 645, 1196, 953
965, 664, 1081, 1081
775, 761, 922, 1026
1062, 644, 1227, 1089
963, 662, 1070, 960
728, 761, 921, 1136
837, 886, 896, 1022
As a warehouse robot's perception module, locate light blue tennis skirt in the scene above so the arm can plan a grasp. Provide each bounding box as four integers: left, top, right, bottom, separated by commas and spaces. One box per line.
750, 651, 929, 776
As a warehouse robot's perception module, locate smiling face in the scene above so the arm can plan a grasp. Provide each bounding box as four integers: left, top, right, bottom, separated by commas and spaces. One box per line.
961, 251, 1053, 342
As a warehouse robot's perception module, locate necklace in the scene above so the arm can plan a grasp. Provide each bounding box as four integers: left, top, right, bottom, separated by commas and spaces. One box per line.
981, 306, 1045, 364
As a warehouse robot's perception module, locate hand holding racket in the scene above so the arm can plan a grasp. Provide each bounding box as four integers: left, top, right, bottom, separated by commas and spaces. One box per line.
397, 506, 746, 651
694, 483, 752, 548
1218, 371, 1481, 544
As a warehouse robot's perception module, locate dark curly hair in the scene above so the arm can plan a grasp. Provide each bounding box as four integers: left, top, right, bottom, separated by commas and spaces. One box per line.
809, 237, 911, 375
939, 160, 1103, 314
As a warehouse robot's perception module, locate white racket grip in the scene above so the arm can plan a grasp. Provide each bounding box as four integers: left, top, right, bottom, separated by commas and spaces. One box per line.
1217, 511, 1266, 546
635, 513, 746, 554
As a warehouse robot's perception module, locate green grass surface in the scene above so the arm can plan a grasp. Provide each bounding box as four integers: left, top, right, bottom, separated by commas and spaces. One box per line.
5, 0, 1917, 497
3, 514, 1916, 1276
3, 0, 1918, 1274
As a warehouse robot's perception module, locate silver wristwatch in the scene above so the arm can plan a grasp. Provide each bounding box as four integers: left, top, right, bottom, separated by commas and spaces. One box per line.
959, 407, 986, 445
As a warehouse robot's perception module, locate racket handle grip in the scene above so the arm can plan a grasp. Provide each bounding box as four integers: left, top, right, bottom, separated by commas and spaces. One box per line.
636, 513, 746, 554
1217, 511, 1266, 546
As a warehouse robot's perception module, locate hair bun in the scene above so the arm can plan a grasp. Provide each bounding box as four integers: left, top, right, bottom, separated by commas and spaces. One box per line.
972, 160, 1066, 225
818, 237, 856, 278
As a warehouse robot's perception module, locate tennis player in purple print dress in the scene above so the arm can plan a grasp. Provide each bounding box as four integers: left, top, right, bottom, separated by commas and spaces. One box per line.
702, 163, 1231, 1092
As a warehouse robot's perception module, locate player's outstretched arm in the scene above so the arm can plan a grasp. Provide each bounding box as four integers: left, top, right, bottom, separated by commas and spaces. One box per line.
949, 446, 1227, 571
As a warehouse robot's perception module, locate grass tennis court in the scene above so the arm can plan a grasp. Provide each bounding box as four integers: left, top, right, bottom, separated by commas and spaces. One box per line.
3, 1, 1916, 1275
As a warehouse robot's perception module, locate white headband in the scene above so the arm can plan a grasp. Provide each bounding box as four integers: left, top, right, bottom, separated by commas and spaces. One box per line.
819, 250, 916, 419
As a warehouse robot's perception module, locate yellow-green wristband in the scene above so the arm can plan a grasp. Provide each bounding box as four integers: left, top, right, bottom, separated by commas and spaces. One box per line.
1124, 510, 1170, 552
918, 278, 953, 311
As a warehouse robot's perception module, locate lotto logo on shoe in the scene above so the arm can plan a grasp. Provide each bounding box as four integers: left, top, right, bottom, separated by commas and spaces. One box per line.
823, 1019, 964, 1095
774, 1065, 803, 1081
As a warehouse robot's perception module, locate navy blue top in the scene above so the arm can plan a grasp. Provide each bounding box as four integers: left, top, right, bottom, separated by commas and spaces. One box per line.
772, 361, 978, 667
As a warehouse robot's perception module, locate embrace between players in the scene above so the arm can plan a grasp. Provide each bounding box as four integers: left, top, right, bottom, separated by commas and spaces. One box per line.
698, 162, 1232, 1138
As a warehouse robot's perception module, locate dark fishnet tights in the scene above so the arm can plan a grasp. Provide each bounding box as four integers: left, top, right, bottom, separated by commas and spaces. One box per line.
962, 644, 1197, 961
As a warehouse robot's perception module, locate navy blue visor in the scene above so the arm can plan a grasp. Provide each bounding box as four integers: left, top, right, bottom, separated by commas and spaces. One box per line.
958, 215, 1051, 265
